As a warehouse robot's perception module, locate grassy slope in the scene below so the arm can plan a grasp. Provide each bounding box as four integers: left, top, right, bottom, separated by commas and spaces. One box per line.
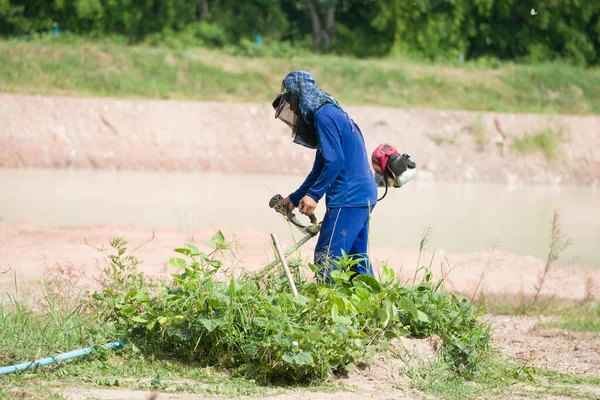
1, 38, 600, 115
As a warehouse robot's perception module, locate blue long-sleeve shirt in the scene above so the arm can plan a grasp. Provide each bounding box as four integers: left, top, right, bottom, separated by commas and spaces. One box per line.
289, 105, 378, 209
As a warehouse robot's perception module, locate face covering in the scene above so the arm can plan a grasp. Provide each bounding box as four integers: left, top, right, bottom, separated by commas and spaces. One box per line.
272, 90, 319, 149
272, 71, 341, 150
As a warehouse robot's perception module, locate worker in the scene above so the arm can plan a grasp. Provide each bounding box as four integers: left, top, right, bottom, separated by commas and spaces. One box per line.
272, 70, 378, 283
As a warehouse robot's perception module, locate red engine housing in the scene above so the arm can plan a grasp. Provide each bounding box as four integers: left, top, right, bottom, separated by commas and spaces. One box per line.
371, 143, 399, 176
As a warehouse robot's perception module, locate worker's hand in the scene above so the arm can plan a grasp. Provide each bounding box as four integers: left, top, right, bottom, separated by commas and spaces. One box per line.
299, 195, 317, 216
275, 196, 295, 213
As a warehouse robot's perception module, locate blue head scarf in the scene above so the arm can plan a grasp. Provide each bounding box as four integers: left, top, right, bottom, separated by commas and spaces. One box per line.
282, 71, 340, 126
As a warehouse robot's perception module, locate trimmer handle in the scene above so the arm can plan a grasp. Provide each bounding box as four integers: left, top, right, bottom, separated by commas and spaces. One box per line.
269, 194, 318, 229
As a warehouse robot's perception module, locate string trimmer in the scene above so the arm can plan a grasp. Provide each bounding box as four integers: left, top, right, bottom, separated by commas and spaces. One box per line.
261, 194, 321, 272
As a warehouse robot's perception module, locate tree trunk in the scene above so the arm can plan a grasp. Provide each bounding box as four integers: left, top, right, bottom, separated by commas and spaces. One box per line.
199, 0, 209, 19
323, 6, 335, 50
307, 2, 323, 50
307, 1, 336, 51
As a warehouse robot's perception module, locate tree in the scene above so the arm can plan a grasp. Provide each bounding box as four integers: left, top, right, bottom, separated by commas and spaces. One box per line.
198, 0, 208, 19
304, 0, 337, 51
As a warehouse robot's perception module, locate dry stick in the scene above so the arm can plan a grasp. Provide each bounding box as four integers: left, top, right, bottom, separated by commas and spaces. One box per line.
270, 233, 298, 297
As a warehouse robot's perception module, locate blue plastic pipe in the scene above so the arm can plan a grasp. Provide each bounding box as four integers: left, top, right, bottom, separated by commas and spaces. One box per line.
0, 342, 124, 376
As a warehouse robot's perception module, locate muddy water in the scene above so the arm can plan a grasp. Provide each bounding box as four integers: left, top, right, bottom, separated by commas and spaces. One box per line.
0, 168, 598, 268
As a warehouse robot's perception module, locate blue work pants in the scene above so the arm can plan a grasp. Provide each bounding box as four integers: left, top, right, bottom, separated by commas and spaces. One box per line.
313, 206, 375, 284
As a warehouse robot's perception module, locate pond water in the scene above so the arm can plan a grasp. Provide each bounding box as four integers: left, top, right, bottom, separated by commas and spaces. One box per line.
0, 168, 598, 267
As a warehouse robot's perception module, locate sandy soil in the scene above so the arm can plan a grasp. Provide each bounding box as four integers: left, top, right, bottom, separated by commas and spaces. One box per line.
1, 94, 599, 186
492, 315, 600, 376
2, 223, 598, 301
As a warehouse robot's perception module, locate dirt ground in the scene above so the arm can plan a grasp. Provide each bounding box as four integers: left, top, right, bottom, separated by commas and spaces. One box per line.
1, 223, 599, 301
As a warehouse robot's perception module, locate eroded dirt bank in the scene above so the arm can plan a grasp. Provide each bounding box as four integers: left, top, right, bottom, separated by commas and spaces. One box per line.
1, 93, 599, 185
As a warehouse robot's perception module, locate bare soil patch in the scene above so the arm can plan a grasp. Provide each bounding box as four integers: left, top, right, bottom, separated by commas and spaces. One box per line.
491, 315, 600, 376
1, 223, 598, 301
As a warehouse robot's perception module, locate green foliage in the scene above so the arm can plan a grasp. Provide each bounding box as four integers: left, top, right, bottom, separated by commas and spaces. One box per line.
93, 231, 491, 385
512, 128, 561, 160
538, 302, 600, 332
0, 0, 599, 64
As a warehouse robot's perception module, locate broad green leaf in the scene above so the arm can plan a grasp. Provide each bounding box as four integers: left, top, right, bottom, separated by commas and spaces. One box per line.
136, 291, 150, 302
169, 257, 187, 269
209, 292, 231, 307
387, 291, 400, 302
157, 316, 169, 326
206, 231, 227, 249
167, 327, 192, 340
377, 307, 390, 325
308, 330, 323, 342
132, 316, 148, 323
211, 230, 225, 244
283, 351, 313, 365
174, 248, 190, 256
398, 298, 419, 320
384, 330, 399, 339
328, 355, 342, 367
331, 303, 339, 320
184, 243, 200, 256
333, 296, 346, 312
417, 310, 430, 323
121, 306, 136, 314
381, 265, 395, 285
174, 244, 200, 257
244, 344, 258, 356
378, 340, 390, 351
331, 303, 351, 325
353, 274, 381, 292
146, 319, 157, 330
198, 318, 226, 333
292, 295, 309, 307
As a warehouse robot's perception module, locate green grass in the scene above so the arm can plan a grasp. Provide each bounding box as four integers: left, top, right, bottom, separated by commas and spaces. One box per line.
542, 302, 600, 332
475, 293, 600, 333
408, 353, 600, 400
1, 36, 600, 114
473, 115, 487, 148
0, 288, 114, 369
0, 349, 283, 398
512, 128, 562, 160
